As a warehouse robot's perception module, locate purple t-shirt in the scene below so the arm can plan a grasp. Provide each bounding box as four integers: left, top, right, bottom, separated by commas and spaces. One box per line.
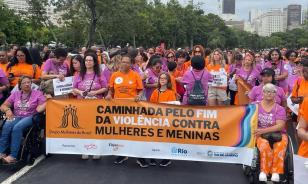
229, 63, 242, 74
182, 69, 212, 105
102, 67, 113, 85
264, 61, 288, 90
73, 73, 107, 99
161, 57, 168, 72
6, 90, 46, 117
43, 59, 69, 76
131, 65, 143, 76
249, 85, 286, 105
144, 69, 159, 100
258, 103, 286, 132
236, 67, 260, 87
0, 69, 9, 99
287, 63, 301, 93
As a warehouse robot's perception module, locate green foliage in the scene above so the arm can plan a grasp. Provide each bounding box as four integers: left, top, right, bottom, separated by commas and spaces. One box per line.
1, 0, 308, 49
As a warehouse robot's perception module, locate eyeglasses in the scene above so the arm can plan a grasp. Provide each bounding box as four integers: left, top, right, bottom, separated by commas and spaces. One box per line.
263, 90, 276, 94
85, 59, 94, 62
271, 54, 279, 56
155, 66, 162, 69
167, 56, 174, 59
255, 55, 261, 58
194, 50, 201, 53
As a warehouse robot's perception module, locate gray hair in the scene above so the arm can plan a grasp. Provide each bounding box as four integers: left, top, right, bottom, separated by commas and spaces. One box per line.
262, 83, 277, 93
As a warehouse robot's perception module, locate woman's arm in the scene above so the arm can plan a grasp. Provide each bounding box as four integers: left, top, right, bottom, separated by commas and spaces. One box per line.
255, 120, 285, 136
105, 88, 114, 100
36, 103, 46, 113
0, 101, 13, 120
275, 71, 288, 81
88, 88, 108, 97
298, 117, 308, 141
72, 88, 83, 96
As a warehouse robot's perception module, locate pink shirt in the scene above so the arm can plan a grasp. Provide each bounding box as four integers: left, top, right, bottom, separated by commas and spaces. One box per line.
144, 69, 160, 100
6, 90, 46, 117
73, 73, 107, 99
248, 85, 286, 105
258, 103, 286, 132
43, 59, 69, 76
264, 61, 288, 90
182, 69, 212, 105
236, 67, 260, 87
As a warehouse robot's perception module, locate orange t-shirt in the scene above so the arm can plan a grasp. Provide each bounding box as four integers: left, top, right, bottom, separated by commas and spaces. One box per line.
8, 63, 42, 86
184, 61, 191, 68
291, 78, 308, 98
169, 74, 177, 93
291, 78, 308, 111
150, 89, 176, 103
174, 64, 189, 78
0, 63, 8, 75
298, 98, 308, 158
109, 70, 143, 99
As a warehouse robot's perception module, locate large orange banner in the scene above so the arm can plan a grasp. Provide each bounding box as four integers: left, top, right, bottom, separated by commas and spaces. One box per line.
46, 99, 258, 165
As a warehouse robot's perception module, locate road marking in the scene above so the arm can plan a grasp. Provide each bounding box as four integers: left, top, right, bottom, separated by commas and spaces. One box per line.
1, 155, 45, 184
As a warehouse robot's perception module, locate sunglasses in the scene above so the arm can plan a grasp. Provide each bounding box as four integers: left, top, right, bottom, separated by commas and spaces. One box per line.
167, 56, 174, 59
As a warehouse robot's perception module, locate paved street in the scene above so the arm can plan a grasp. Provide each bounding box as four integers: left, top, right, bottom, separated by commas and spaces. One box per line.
0, 155, 250, 184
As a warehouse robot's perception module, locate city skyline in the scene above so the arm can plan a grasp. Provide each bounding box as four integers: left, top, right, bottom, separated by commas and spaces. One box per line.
162, 0, 308, 20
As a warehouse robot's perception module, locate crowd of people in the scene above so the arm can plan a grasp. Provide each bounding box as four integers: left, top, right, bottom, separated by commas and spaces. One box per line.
0, 44, 307, 182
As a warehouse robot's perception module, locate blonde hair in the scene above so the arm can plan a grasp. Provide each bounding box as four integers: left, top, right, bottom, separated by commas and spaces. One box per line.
262, 83, 277, 93
209, 49, 226, 67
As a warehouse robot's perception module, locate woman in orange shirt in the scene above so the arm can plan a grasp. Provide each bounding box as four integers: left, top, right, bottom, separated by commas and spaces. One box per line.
7, 47, 41, 88
106, 54, 145, 167
207, 49, 229, 106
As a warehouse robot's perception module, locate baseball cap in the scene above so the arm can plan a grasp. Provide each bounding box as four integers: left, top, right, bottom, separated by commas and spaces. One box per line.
260, 68, 275, 76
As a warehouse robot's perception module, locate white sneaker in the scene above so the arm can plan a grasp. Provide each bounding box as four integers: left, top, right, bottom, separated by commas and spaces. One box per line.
81, 155, 89, 160
259, 172, 267, 182
271, 173, 280, 182
92, 155, 101, 160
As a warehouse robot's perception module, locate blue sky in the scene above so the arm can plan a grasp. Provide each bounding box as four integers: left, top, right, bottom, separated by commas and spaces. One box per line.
161, 0, 308, 20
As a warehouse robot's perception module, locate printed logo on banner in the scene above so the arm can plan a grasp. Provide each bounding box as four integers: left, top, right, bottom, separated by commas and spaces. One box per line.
171, 147, 188, 156
108, 143, 124, 152
61, 144, 76, 148
84, 144, 97, 150
206, 150, 239, 158
152, 148, 160, 152
59, 105, 83, 129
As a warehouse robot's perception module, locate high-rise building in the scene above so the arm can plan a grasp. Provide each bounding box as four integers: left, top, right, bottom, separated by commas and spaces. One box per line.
287, 4, 302, 30
257, 9, 286, 37
222, 0, 235, 14
3, 0, 62, 26
249, 9, 263, 23
3, 0, 29, 12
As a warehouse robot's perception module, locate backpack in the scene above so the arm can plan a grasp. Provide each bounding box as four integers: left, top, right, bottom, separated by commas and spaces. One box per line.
187, 71, 206, 105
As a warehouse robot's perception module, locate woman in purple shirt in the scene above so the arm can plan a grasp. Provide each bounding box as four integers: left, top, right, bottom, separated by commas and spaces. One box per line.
181, 56, 211, 105
73, 53, 108, 100
0, 76, 46, 163
255, 83, 288, 182
144, 58, 162, 100
264, 49, 288, 92
249, 68, 286, 106
235, 53, 260, 87
41, 48, 70, 81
